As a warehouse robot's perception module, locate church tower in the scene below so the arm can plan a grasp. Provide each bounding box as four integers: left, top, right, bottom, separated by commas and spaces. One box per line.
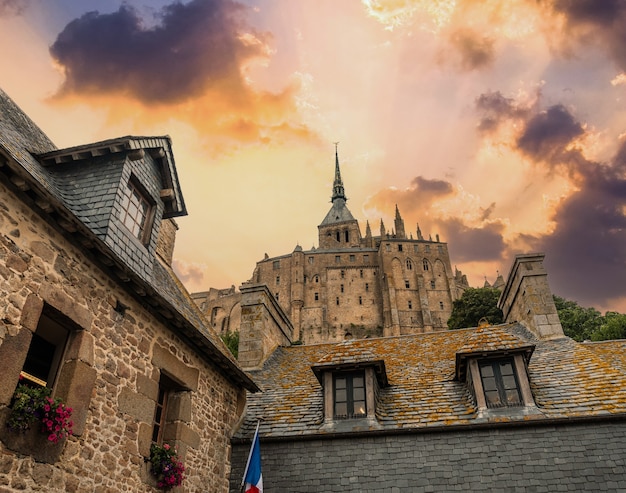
317, 146, 362, 249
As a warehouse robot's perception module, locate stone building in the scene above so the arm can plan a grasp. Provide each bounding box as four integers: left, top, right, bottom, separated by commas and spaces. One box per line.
0, 88, 257, 492
195, 150, 469, 344
230, 253, 626, 491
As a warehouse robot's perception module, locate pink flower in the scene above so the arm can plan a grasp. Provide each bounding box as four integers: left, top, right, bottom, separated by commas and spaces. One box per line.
163, 444, 170, 450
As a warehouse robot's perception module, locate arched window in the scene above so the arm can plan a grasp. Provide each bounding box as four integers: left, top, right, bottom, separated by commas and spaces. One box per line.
336, 231, 341, 242
406, 259, 413, 270
423, 259, 429, 271
345, 230, 349, 242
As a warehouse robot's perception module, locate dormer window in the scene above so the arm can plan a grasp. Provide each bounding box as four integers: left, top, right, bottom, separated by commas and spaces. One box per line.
312, 350, 388, 425
121, 179, 153, 244
455, 327, 536, 414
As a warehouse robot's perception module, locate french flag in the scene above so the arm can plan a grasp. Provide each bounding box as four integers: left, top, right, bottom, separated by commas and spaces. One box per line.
242, 422, 263, 493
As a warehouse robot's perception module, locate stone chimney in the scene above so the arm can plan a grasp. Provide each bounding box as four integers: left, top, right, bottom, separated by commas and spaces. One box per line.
498, 253, 564, 340
238, 283, 293, 370
155, 218, 178, 265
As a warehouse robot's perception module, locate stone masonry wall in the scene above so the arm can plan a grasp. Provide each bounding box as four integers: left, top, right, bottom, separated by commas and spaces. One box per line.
0, 180, 242, 492
230, 421, 626, 492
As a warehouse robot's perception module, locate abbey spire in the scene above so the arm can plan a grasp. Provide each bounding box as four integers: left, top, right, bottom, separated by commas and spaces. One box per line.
318, 145, 361, 249
331, 142, 346, 202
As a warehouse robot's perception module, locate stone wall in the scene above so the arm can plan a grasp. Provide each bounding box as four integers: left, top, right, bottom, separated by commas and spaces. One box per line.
0, 179, 242, 492
230, 420, 626, 492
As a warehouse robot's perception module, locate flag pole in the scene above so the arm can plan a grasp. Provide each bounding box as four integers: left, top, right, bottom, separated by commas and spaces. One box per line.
241, 420, 261, 492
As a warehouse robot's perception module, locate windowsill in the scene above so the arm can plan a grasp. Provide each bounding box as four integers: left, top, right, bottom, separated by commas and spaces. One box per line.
321, 416, 383, 433
475, 405, 545, 421
0, 411, 66, 464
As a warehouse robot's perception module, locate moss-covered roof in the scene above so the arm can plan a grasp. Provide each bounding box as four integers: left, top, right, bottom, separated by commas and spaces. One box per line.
236, 323, 626, 439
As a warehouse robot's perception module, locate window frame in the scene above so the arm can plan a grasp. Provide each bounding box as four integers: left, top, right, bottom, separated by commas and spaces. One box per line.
466, 354, 536, 411
332, 371, 367, 420
120, 178, 155, 245
478, 358, 522, 409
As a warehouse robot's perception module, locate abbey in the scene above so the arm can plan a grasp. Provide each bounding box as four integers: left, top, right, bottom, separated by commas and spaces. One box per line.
195, 150, 469, 344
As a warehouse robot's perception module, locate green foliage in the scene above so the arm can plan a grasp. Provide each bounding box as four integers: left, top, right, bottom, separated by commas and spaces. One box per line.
220, 331, 239, 358
590, 312, 626, 342
7, 384, 51, 432
553, 295, 601, 341
149, 442, 185, 488
447, 287, 504, 329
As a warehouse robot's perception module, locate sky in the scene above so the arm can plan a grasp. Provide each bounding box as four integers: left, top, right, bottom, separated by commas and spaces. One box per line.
1, 0, 625, 313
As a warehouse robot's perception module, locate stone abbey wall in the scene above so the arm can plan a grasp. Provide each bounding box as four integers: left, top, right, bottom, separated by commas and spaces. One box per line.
0, 180, 243, 492
230, 421, 626, 492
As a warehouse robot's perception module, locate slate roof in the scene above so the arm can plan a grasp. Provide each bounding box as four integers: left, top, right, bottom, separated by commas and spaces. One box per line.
0, 88, 257, 392
235, 323, 626, 439
319, 198, 356, 226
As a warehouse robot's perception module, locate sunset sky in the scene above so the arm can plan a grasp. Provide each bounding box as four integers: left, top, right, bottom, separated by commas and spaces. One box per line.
1, 0, 625, 313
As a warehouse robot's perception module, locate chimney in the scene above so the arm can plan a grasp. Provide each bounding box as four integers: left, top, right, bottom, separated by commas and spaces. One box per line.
155, 218, 178, 265
498, 253, 564, 340
238, 283, 293, 370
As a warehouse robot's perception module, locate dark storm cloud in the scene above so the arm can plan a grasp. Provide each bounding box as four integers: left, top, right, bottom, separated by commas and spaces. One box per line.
50, 0, 268, 103
439, 219, 506, 262
474, 91, 529, 134
448, 28, 495, 71
539, 145, 626, 305
411, 176, 454, 197
516, 104, 584, 162
545, 0, 626, 71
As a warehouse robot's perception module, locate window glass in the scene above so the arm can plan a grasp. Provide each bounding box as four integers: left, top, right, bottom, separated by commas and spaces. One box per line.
333, 372, 366, 419
120, 181, 151, 241
478, 359, 522, 408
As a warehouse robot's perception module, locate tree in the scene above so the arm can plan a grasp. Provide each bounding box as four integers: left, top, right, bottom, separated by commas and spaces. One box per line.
220, 331, 239, 358
447, 287, 504, 329
553, 295, 602, 342
591, 312, 626, 341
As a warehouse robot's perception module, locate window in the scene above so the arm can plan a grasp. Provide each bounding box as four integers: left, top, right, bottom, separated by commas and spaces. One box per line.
398, 244, 403, 252
414, 245, 419, 253
405, 280, 410, 289
439, 301, 444, 310
363, 254, 369, 262
333, 372, 366, 419
315, 275, 319, 283
275, 292, 279, 301
350, 255, 356, 262
276, 276, 280, 285
336, 297, 340, 306
425, 245, 431, 253
308, 256, 314, 264
152, 374, 183, 444
478, 359, 522, 409
423, 260, 429, 271
336, 231, 341, 242
385, 244, 391, 252
359, 269, 363, 278
359, 296, 362, 305
340, 270, 345, 279
430, 280, 436, 289
345, 230, 349, 242
304, 275, 307, 284
335, 255, 341, 263
120, 180, 153, 243
406, 259, 413, 270
340, 284, 344, 293
408, 300, 412, 309
438, 245, 444, 254
20, 311, 69, 388
365, 283, 369, 292
315, 292, 319, 301
273, 260, 280, 270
